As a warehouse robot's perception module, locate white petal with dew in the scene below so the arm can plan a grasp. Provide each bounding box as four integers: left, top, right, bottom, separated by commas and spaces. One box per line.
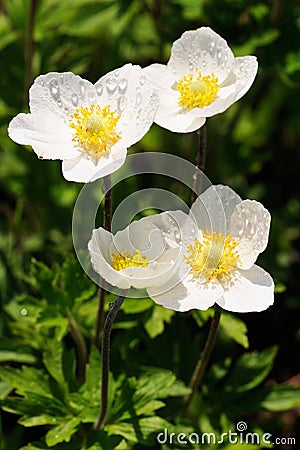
88, 228, 131, 290
8, 112, 80, 160
62, 149, 127, 183
230, 200, 271, 269
148, 271, 223, 312
217, 265, 274, 312
168, 27, 234, 82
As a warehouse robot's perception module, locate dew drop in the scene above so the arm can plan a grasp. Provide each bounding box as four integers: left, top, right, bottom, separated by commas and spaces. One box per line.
140, 74, 146, 85
88, 90, 96, 103
118, 78, 128, 94
64, 106, 69, 114
49, 79, 60, 100
189, 62, 194, 71
135, 87, 142, 107
71, 93, 78, 106
79, 81, 86, 99
96, 84, 103, 96
117, 96, 126, 112
57, 99, 62, 107
38, 156, 44, 160
21, 308, 27, 316
60, 74, 65, 83
106, 77, 118, 94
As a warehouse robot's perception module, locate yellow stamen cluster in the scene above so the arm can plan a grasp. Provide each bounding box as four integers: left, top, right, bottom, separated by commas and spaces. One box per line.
184, 231, 240, 284
69, 104, 121, 159
111, 249, 149, 271
176, 69, 219, 110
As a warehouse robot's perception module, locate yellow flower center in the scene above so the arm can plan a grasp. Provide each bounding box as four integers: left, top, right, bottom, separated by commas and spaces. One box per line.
69, 104, 121, 159
111, 249, 149, 271
184, 231, 240, 284
176, 69, 220, 110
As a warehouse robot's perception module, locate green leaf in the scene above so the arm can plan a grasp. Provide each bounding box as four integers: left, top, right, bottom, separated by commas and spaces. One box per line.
43, 339, 68, 393
19, 414, 58, 427
0, 381, 12, 399
0, 350, 36, 364
107, 416, 172, 444
220, 312, 249, 348
144, 304, 174, 338
45, 417, 81, 446
0, 366, 53, 398
261, 386, 300, 411
224, 347, 278, 393
122, 298, 153, 314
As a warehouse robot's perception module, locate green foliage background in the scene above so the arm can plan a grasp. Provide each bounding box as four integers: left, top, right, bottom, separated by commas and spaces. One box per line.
0, 0, 300, 449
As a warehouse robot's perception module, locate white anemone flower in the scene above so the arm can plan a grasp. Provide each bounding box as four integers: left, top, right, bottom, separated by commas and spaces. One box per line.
148, 185, 274, 313
8, 64, 158, 182
144, 27, 258, 133
88, 210, 192, 291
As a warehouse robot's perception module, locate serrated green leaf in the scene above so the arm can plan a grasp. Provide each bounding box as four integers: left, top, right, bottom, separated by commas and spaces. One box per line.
43, 339, 68, 393
225, 347, 278, 393
107, 416, 172, 444
261, 386, 300, 411
0, 350, 37, 364
220, 312, 249, 348
144, 304, 174, 338
0, 366, 53, 398
0, 381, 12, 399
45, 416, 81, 446
19, 414, 58, 427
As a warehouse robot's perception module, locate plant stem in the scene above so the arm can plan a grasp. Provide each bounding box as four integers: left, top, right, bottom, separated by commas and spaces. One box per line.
93, 292, 126, 430
182, 304, 222, 416
191, 123, 207, 203
25, 0, 38, 104
68, 314, 88, 384
93, 176, 112, 347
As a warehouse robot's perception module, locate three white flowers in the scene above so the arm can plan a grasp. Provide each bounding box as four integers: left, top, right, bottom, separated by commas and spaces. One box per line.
8, 27, 273, 313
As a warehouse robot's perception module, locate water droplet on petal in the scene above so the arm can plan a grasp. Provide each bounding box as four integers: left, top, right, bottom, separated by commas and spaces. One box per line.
64, 106, 69, 114
135, 87, 142, 107
88, 90, 96, 103
71, 93, 78, 106
189, 62, 194, 70
118, 78, 128, 94
49, 79, 60, 101
117, 96, 126, 112
106, 78, 118, 94
79, 81, 86, 99
140, 74, 146, 85
96, 84, 103, 96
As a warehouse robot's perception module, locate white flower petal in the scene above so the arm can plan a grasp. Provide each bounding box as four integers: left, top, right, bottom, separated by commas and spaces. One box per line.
168, 27, 234, 82
148, 272, 223, 312
8, 112, 80, 160
88, 228, 131, 290
217, 265, 274, 312
62, 149, 126, 182
95, 64, 159, 144
29, 72, 95, 120
230, 56, 258, 102
230, 200, 271, 269
111, 217, 166, 261
191, 184, 241, 234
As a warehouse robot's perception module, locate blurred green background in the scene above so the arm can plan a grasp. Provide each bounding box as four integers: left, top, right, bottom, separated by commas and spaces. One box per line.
0, 0, 300, 449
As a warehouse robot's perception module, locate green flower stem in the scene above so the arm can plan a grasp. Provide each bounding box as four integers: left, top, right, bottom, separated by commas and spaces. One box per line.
183, 304, 222, 416
68, 314, 88, 384
191, 123, 207, 203
93, 292, 126, 430
93, 175, 112, 347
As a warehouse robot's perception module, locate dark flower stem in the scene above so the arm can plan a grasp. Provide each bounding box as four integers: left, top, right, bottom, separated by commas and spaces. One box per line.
93, 292, 126, 430
68, 314, 88, 384
93, 175, 112, 347
183, 304, 222, 416
191, 123, 207, 203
